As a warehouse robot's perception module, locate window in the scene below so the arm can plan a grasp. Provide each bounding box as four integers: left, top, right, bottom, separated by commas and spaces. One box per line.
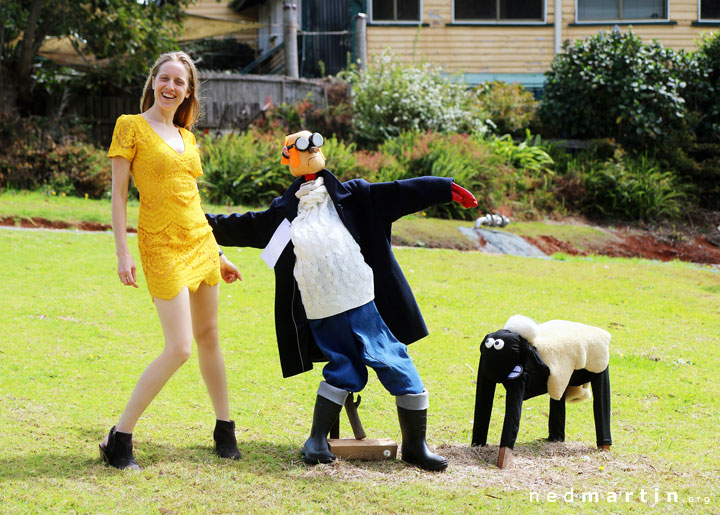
454, 0, 544, 21
577, 0, 667, 21
371, 0, 420, 22
700, 0, 720, 20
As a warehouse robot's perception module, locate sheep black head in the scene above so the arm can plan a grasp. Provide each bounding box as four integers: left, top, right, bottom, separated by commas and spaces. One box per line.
480, 329, 529, 383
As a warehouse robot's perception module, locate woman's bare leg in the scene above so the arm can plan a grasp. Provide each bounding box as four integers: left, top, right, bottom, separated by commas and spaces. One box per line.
103, 288, 194, 443
190, 282, 230, 422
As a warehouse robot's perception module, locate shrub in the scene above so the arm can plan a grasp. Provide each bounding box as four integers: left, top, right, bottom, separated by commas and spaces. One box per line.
198, 129, 289, 206
259, 79, 353, 142
540, 29, 688, 151
343, 51, 486, 146
373, 130, 560, 220
572, 151, 686, 221
679, 31, 720, 143
47, 143, 111, 198
0, 140, 110, 198
472, 81, 540, 137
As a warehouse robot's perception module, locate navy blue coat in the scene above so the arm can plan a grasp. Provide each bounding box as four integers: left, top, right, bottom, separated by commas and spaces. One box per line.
206, 170, 454, 378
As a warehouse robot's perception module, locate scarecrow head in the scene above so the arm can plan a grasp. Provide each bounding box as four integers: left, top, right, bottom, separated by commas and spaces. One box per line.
281, 130, 326, 177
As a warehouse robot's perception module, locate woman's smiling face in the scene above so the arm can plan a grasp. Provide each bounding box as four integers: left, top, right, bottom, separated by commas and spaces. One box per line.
151, 60, 190, 112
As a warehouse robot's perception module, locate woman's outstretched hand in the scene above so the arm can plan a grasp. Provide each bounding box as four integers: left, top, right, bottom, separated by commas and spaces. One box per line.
220, 254, 242, 284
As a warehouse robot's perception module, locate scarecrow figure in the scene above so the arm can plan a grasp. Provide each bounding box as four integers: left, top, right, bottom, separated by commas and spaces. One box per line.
206, 130, 477, 470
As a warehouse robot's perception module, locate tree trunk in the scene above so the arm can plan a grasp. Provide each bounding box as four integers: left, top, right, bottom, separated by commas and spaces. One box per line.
16, 0, 47, 109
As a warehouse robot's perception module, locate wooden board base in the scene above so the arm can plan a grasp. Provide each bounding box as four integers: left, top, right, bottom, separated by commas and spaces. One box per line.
328, 438, 398, 461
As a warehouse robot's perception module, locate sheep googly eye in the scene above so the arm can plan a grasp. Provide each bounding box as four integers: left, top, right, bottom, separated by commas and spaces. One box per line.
493, 339, 505, 350
484, 338, 495, 349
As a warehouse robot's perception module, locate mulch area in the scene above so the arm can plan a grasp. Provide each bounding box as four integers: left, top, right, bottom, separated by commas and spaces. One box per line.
524, 227, 720, 265
0, 216, 135, 233
3, 215, 719, 264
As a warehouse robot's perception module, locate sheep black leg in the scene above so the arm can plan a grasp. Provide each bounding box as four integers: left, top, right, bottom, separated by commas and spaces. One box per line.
591, 366, 612, 449
547, 396, 566, 442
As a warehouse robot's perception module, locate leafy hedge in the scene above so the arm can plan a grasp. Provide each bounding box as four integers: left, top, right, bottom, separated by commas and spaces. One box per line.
0, 142, 110, 198
551, 144, 687, 221
196, 128, 560, 221
540, 29, 688, 150
342, 51, 489, 146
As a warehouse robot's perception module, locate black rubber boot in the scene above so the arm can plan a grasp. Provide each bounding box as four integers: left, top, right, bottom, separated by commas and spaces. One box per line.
397, 406, 448, 471
301, 395, 343, 465
99, 426, 141, 471
214, 419, 241, 460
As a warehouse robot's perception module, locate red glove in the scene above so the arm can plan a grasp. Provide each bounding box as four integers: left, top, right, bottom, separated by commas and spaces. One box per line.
451, 182, 478, 208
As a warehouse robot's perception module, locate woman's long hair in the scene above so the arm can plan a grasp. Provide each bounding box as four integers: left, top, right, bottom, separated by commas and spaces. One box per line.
140, 51, 200, 130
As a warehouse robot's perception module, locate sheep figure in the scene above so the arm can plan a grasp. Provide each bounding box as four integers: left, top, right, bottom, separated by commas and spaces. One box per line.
471, 315, 612, 468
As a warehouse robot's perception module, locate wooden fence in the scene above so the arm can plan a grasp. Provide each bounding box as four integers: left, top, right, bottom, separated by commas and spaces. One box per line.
72, 73, 328, 146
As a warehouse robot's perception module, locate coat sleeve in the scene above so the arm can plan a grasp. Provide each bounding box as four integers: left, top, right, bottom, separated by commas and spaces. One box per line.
205, 207, 280, 249
367, 176, 454, 223
471, 366, 496, 447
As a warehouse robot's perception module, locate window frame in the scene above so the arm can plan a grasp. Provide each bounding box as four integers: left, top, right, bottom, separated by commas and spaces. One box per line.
369, 0, 423, 24
574, 0, 670, 24
451, 0, 547, 25
698, 0, 720, 22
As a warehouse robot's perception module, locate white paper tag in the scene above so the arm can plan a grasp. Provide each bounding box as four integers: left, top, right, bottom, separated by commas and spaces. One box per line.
260, 218, 292, 268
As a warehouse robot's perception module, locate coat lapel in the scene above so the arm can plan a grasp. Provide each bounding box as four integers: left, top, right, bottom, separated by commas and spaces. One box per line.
320, 170, 361, 243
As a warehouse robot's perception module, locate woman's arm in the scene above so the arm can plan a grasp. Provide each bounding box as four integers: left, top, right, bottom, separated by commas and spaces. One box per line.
111, 156, 138, 288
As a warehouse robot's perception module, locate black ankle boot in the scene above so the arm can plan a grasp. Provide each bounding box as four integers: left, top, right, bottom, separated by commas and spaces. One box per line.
214, 419, 241, 460
99, 426, 141, 471
301, 395, 343, 465
397, 406, 448, 471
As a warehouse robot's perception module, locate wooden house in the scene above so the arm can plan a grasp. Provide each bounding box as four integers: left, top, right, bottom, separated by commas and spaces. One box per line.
192, 0, 719, 89
364, 0, 720, 89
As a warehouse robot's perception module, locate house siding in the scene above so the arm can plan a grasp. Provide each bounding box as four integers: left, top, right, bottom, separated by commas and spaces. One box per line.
366, 0, 718, 85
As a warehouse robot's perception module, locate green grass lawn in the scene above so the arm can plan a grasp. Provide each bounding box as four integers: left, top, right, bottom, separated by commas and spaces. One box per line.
0, 190, 247, 229
1, 224, 718, 513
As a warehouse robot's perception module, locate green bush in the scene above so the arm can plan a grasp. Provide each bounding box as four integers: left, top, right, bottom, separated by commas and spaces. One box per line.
198, 129, 289, 206
680, 31, 720, 143
373, 131, 559, 220
472, 81, 539, 137
259, 79, 353, 142
343, 51, 487, 146
0, 141, 110, 198
570, 151, 686, 221
540, 29, 688, 150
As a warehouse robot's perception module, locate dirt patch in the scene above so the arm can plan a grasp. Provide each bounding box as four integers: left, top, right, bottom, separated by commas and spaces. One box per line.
523, 225, 720, 265
524, 235, 586, 256
594, 231, 720, 265
3, 214, 719, 264
296, 442, 663, 494
0, 216, 130, 233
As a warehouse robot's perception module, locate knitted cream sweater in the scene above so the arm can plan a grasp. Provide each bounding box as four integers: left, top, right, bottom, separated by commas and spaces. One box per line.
291, 177, 374, 319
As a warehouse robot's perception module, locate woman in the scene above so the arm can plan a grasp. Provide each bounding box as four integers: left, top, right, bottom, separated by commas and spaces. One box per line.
100, 51, 243, 470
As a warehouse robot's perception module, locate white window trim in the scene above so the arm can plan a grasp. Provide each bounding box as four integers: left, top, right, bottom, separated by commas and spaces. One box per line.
698, 0, 720, 22
451, 0, 548, 24
369, 0, 423, 24
574, 0, 670, 24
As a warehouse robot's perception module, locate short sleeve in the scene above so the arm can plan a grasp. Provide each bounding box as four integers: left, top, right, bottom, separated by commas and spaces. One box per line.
108, 115, 137, 162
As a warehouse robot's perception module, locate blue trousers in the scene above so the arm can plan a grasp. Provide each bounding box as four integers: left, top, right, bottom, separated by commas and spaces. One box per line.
308, 301, 425, 396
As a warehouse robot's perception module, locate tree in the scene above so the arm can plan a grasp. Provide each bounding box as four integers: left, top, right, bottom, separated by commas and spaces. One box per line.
1, 0, 190, 115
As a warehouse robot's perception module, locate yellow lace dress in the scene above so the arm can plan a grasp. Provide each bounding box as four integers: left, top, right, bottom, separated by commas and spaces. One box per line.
108, 114, 220, 300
